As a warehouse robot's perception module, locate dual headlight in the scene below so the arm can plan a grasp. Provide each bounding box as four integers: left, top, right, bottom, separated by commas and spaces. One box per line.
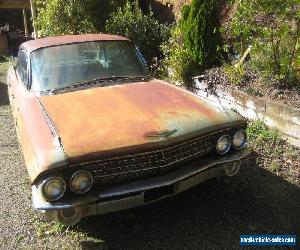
42, 170, 93, 201
216, 130, 247, 155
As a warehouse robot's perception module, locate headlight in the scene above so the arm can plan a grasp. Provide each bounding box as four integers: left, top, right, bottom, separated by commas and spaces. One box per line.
216, 135, 231, 155
233, 130, 247, 150
42, 177, 66, 201
70, 170, 93, 195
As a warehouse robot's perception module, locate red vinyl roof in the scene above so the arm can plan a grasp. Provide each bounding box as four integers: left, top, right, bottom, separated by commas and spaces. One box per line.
21, 34, 130, 53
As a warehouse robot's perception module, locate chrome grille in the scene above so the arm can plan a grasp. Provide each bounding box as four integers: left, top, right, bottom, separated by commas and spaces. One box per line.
68, 132, 220, 185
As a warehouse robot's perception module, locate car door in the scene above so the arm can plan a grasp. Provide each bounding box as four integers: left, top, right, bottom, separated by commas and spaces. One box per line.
8, 49, 41, 172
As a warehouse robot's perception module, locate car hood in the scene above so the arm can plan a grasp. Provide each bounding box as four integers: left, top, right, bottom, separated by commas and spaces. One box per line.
39, 81, 245, 163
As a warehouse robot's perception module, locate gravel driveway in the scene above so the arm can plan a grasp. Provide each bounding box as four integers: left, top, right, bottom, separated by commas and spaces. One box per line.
0, 62, 299, 249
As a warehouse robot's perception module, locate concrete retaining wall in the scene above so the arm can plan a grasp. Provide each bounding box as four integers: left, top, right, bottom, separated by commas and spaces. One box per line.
194, 77, 300, 148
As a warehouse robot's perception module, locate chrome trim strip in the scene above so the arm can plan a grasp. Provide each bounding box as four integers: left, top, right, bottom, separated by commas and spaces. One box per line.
36, 97, 58, 138
36, 97, 68, 159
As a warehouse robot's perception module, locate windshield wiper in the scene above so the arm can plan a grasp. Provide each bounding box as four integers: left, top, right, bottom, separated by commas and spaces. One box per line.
94, 75, 149, 82
45, 79, 108, 94
44, 75, 150, 95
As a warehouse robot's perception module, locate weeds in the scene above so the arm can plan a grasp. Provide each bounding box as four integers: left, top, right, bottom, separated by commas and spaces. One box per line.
245, 87, 263, 97
247, 120, 299, 185
222, 63, 245, 85
247, 120, 281, 144
224, 0, 299, 87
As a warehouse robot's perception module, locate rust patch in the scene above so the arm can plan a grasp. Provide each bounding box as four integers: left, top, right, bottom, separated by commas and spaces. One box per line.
39, 81, 242, 164
115, 82, 222, 121
8, 67, 67, 182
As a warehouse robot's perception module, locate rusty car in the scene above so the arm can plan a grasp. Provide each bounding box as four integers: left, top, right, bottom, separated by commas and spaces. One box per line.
7, 34, 251, 225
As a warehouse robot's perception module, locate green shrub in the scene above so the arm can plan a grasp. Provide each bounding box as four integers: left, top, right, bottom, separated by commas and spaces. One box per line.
87, 0, 124, 32
0, 55, 9, 63
246, 120, 283, 157
222, 63, 245, 85
247, 120, 281, 144
249, 33, 299, 85
179, 0, 222, 67
36, 0, 96, 36
160, 26, 197, 88
225, 0, 300, 87
105, 0, 170, 62
159, 0, 221, 87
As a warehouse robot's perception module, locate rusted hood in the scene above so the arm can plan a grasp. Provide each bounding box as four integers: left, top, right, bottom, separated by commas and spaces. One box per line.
39, 81, 245, 163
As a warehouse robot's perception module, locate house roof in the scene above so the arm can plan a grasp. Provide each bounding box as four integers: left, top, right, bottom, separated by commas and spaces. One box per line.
21, 34, 130, 53
0, 0, 31, 9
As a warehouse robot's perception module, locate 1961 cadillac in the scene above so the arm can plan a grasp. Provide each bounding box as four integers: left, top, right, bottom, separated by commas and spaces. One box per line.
7, 34, 251, 225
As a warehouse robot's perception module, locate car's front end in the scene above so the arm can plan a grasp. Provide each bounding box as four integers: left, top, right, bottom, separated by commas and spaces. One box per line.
31, 115, 251, 225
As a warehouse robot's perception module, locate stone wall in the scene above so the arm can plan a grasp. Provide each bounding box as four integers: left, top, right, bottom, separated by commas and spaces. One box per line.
194, 77, 300, 148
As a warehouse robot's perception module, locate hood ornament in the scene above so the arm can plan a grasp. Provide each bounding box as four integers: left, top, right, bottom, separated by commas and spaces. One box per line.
147, 129, 177, 138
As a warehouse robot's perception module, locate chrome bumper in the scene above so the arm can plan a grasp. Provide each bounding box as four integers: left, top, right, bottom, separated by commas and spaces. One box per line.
32, 148, 252, 225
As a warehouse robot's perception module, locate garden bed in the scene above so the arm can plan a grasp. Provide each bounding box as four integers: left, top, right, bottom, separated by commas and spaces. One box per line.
193, 67, 300, 148
200, 67, 300, 110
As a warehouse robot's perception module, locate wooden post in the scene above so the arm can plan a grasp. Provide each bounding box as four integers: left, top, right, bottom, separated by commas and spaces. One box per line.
29, 0, 38, 39
22, 9, 29, 35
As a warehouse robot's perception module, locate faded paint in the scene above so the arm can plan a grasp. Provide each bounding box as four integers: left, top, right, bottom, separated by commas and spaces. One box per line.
9, 68, 245, 182
39, 81, 245, 165
7, 67, 67, 183
22, 34, 129, 53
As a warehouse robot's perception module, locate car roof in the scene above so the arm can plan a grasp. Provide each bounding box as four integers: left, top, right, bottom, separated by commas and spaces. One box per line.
21, 34, 130, 53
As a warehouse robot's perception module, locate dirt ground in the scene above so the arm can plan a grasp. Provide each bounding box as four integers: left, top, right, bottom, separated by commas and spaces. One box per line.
0, 62, 299, 249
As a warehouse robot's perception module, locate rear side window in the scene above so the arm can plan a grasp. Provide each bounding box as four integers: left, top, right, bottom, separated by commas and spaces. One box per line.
17, 50, 28, 86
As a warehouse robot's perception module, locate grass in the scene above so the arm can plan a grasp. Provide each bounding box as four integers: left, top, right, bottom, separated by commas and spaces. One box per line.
36, 222, 67, 237
246, 120, 299, 185
247, 120, 282, 149
32, 214, 89, 244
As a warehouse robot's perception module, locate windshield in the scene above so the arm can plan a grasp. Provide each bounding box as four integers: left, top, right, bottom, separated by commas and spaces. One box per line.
30, 41, 148, 91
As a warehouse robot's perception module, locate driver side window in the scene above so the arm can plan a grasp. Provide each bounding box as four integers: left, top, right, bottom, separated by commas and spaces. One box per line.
17, 49, 28, 86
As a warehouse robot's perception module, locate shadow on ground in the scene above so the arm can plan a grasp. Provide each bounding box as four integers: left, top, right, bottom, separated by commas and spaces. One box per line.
0, 82, 9, 106
73, 157, 300, 249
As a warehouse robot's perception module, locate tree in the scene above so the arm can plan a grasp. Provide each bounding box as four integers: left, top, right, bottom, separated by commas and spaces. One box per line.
179, 0, 222, 67
87, 0, 125, 31
35, 0, 96, 37
105, 0, 170, 62
226, 0, 299, 86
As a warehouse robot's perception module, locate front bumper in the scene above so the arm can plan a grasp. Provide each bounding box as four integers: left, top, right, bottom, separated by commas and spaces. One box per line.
32, 148, 252, 224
